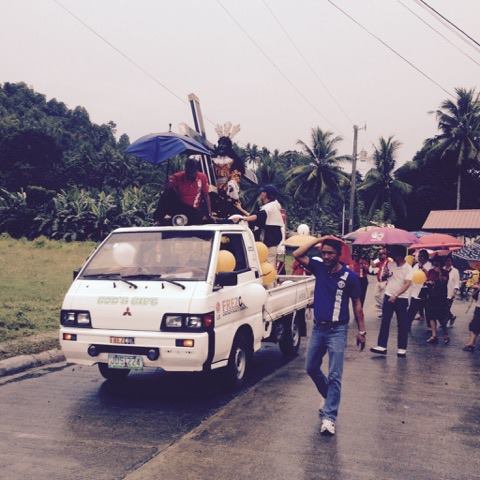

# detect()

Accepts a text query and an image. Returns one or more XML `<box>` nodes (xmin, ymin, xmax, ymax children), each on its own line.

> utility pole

<box><xmin>348</xmin><ymin>124</ymin><xmax>366</xmax><ymax>233</ymax></box>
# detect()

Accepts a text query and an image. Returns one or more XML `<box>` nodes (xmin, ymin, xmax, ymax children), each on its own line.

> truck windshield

<box><xmin>80</xmin><ymin>231</ymin><xmax>214</xmax><ymax>281</ymax></box>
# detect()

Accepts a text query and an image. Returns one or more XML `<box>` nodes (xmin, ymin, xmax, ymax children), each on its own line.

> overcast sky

<box><xmin>2</xmin><ymin>0</ymin><xmax>479</xmax><ymax>174</ymax></box>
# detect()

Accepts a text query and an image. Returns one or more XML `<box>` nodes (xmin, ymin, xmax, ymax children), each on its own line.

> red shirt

<box><xmin>170</xmin><ymin>172</ymin><xmax>209</xmax><ymax>208</ymax></box>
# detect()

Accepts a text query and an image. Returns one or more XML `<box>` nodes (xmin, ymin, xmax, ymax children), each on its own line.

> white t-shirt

<box><xmin>260</xmin><ymin>200</ymin><xmax>284</xmax><ymax>226</ymax></box>
<box><xmin>385</xmin><ymin>261</ymin><xmax>414</xmax><ymax>299</ymax></box>
<box><xmin>409</xmin><ymin>261</ymin><xmax>432</xmax><ymax>299</ymax></box>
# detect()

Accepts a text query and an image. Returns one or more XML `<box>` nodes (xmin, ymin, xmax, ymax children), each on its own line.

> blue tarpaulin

<box><xmin>126</xmin><ymin>132</ymin><xmax>212</xmax><ymax>165</ymax></box>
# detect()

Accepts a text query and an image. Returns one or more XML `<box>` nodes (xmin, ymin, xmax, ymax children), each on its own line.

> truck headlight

<box><xmin>162</xmin><ymin>313</ymin><xmax>214</xmax><ymax>332</ymax></box>
<box><xmin>164</xmin><ymin>315</ymin><xmax>183</xmax><ymax>328</ymax></box>
<box><xmin>186</xmin><ymin>316</ymin><xmax>202</xmax><ymax>329</ymax></box>
<box><xmin>60</xmin><ymin>310</ymin><xmax>92</xmax><ymax>328</ymax></box>
<box><xmin>76</xmin><ymin>312</ymin><xmax>91</xmax><ymax>326</ymax></box>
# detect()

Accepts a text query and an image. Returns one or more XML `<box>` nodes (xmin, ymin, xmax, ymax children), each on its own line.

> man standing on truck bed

<box><xmin>236</xmin><ymin>185</ymin><xmax>284</xmax><ymax>265</ymax></box>
<box><xmin>154</xmin><ymin>158</ymin><xmax>212</xmax><ymax>225</ymax></box>
<box><xmin>293</xmin><ymin>236</ymin><xmax>366</xmax><ymax>436</ymax></box>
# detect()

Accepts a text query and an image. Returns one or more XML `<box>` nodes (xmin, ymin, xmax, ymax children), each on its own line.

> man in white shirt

<box><xmin>370</xmin><ymin>245</ymin><xmax>413</xmax><ymax>358</ymax></box>
<box><xmin>443</xmin><ymin>255</ymin><xmax>460</xmax><ymax>326</ymax></box>
<box><xmin>407</xmin><ymin>249</ymin><xmax>432</xmax><ymax>332</ymax></box>
<box><xmin>238</xmin><ymin>185</ymin><xmax>285</xmax><ymax>265</ymax></box>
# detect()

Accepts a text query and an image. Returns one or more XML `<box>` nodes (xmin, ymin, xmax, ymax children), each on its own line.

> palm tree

<box><xmin>429</xmin><ymin>87</ymin><xmax>480</xmax><ymax>209</ymax></box>
<box><xmin>241</xmin><ymin>155</ymin><xmax>287</xmax><ymax>211</ymax></box>
<box><xmin>287</xmin><ymin>127</ymin><xmax>350</xmax><ymax>233</ymax></box>
<box><xmin>358</xmin><ymin>136</ymin><xmax>411</xmax><ymax>223</ymax></box>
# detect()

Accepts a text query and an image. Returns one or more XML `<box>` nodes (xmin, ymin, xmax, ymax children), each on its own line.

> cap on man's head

<box><xmin>259</xmin><ymin>184</ymin><xmax>278</xmax><ymax>200</ymax></box>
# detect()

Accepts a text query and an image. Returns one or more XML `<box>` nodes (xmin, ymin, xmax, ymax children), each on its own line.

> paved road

<box><xmin>0</xmin><ymin>342</ymin><xmax>290</xmax><ymax>480</ymax></box>
<box><xmin>2</xmin><ymin>284</ymin><xmax>480</xmax><ymax>480</ymax></box>
<box><xmin>127</xmin><ymin>296</ymin><xmax>480</xmax><ymax>480</ymax></box>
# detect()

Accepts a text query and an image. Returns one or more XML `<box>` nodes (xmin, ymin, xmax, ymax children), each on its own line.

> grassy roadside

<box><xmin>0</xmin><ymin>235</ymin><xmax>96</xmax><ymax>360</ymax></box>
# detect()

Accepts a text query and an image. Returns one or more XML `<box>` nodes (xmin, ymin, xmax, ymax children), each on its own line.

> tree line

<box><xmin>0</xmin><ymin>82</ymin><xmax>479</xmax><ymax>241</ymax></box>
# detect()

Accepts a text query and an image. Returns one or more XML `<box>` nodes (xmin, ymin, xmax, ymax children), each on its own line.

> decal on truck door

<box><xmin>222</xmin><ymin>296</ymin><xmax>247</xmax><ymax>316</ymax></box>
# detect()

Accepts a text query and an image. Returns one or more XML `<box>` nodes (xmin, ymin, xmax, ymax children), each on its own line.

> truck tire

<box><xmin>224</xmin><ymin>332</ymin><xmax>252</xmax><ymax>390</ymax></box>
<box><xmin>279</xmin><ymin>313</ymin><xmax>301</xmax><ymax>358</ymax></box>
<box><xmin>98</xmin><ymin>363</ymin><xmax>130</xmax><ymax>381</ymax></box>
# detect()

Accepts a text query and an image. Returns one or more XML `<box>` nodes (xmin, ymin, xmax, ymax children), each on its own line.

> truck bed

<box><xmin>264</xmin><ymin>275</ymin><xmax>315</xmax><ymax>322</ymax></box>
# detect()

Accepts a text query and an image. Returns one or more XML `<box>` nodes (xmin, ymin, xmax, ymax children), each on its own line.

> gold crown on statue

<box><xmin>215</xmin><ymin>122</ymin><xmax>241</xmax><ymax>139</ymax></box>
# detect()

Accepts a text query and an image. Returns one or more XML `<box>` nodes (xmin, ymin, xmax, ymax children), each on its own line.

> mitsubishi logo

<box><xmin>123</xmin><ymin>307</ymin><xmax>132</xmax><ymax>316</ymax></box>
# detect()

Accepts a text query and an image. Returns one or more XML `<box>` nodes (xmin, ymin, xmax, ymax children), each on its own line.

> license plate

<box><xmin>110</xmin><ymin>336</ymin><xmax>135</xmax><ymax>344</ymax></box>
<box><xmin>108</xmin><ymin>354</ymin><xmax>143</xmax><ymax>370</ymax></box>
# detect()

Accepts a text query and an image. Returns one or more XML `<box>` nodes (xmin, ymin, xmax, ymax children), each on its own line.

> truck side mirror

<box><xmin>215</xmin><ymin>271</ymin><xmax>238</xmax><ymax>287</ymax></box>
<box><xmin>73</xmin><ymin>268</ymin><xmax>80</xmax><ymax>281</ymax></box>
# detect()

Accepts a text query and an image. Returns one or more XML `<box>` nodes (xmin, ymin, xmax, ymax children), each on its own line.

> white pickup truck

<box><xmin>60</xmin><ymin>224</ymin><xmax>314</xmax><ymax>387</ymax></box>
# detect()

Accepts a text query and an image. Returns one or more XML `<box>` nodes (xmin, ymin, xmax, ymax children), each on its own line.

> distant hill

<box><xmin>0</xmin><ymin>81</ymin><xmax>162</xmax><ymax>192</ymax></box>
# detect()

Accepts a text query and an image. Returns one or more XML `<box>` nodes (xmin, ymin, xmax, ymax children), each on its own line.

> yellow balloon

<box><xmin>412</xmin><ymin>270</ymin><xmax>427</xmax><ymax>285</ymax></box>
<box><xmin>256</xmin><ymin>242</ymin><xmax>269</xmax><ymax>263</ymax></box>
<box><xmin>261</xmin><ymin>261</ymin><xmax>277</xmax><ymax>286</ymax></box>
<box><xmin>216</xmin><ymin>250</ymin><xmax>236</xmax><ymax>273</ymax></box>
<box><xmin>405</xmin><ymin>255</ymin><xmax>414</xmax><ymax>266</ymax></box>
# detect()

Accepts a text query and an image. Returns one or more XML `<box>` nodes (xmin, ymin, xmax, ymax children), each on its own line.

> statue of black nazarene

<box><xmin>211</xmin><ymin>122</ymin><xmax>247</xmax><ymax>218</ymax></box>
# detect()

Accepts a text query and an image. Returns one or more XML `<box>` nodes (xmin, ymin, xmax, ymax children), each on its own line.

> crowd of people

<box><xmin>354</xmin><ymin>246</ymin><xmax>479</xmax><ymax>354</ymax></box>
<box><xmin>292</xmin><ymin>236</ymin><xmax>479</xmax><ymax>436</ymax></box>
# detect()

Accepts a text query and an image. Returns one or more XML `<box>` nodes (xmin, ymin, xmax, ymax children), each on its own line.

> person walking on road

<box><xmin>371</xmin><ymin>248</ymin><xmax>389</xmax><ymax>319</ymax></box>
<box><xmin>370</xmin><ymin>245</ymin><xmax>413</xmax><ymax>358</ymax></box>
<box><xmin>463</xmin><ymin>282</ymin><xmax>480</xmax><ymax>352</ymax></box>
<box><xmin>293</xmin><ymin>236</ymin><xmax>366</xmax><ymax>436</ymax></box>
<box><xmin>349</xmin><ymin>254</ymin><xmax>369</xmax><ymax>306</ymax></box>
<box><xmin>425</xmin><ymin>256</ymin><xmax>450</xmax><ymax>345</ymax></box>
<box><xmin>443</xmin><ymin>255</ymin><xmax>460</xmax><ymax>327</ymax></box>
<box><xmin>407</xmin><ymin>249</ymin><xmax>431</xmax><ymax>332</ymax></box>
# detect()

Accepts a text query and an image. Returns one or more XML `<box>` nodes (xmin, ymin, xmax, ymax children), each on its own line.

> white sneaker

<box><xmin>370</xmin><ymin>346</ymin><xmax>387</xmax><ymax>355</ymax></box>
<box><xmin>320</xmin><ymin>418</ymin><xmax>335</xmax><ymax>435</ymax></box>
<box><xmin>397</xmin><ymin>349</ymin><xmax>407</xmax><ymax>358</ymax></box>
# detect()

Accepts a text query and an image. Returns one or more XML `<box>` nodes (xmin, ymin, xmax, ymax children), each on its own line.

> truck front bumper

<box><xmin>59</xmin><ymin>327</ymin><xmax>211</xmax><ymax>372</ymax></box>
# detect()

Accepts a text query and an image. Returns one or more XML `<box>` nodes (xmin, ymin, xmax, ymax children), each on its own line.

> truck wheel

<box><xmin>279</xmin><ymin>314</ymin><xmax>301</xmax><ymax>358</ymax></box>
<box><xmin>98</xmin><ymin>363</ymin><xmax>130</xmax><ymax>381</ymax></box>
<box><xmin>224</xmin><ymin>332</ymin><xmax>252</xmax><ymax>390</ymax></box>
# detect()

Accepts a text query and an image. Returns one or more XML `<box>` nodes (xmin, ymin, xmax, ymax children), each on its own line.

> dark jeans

<box><xmin>359</xmin><ymin>277</ymin><xmax>368</xmax><ymax>306</ymax></box>
<box><xmin>377</xmin><ymin>295</ymin><xmax>409</xmax><ymax>350</ymax></box>
<box><xmin>447</xmin><ymin>298</ymin><xmax>455</xmax><ymax>321</ymax></box>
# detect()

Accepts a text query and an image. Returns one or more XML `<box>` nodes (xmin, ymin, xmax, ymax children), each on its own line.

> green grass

<box><xmin>0</xmin><ymin>235</ymin><xmax>97</xmax><ymax>343</ymax></box>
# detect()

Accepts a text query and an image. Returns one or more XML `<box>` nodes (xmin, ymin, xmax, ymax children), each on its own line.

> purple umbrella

<box><xmin>353</xmin><ymin>227</ymin><xmax>417</xmax><ymax>246</ymax></box>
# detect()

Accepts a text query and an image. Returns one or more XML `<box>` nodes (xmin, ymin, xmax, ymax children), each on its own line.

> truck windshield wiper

<box><xmin>122</xmin><ymin>274</ymin><xmax>186</xmax><ymax>290</ymax></box>
<box><xmin>82</xmin><ymin>273</ymin><xmax>138</xmax><ymax>289</ymax></box>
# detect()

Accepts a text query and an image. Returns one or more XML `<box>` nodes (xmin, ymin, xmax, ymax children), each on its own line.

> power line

<box><xmin>52</xmin><ymin>0</ymin><xmax>217</xmax><ymax>126</ymax></box>
<box><xmin>415</xmin><ymin>0</ymin><xmax>480</xmax><ymax>53</ymax></box>
<box><xmin>396</xmin><ymin>0</ymin><xmax>480</xmax><ymax>69</ymax></box>
<box><xmin>261</xmin><ymin>0</ymin><xmax>354</xmax><ymax>125</ymax></box>
<box><xmin>413</xmin><ymin>0</ymin><xmax>480</xmax><ymax>56</ymax></box>
<box><xmin>215</xmin><ymin>0</ymin><xmax>343</xmax><ymax>133</ymax></box>
<box><xmin>326</xmin><ymin>0</ymin><xmax>454</xmax><ymax>98</ymax></box>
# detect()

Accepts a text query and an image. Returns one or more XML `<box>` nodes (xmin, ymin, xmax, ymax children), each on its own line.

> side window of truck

<box><xmin>220</xmin><ymin>234</ymin><xmax>249</xmax><ymax>272</ymax></box>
